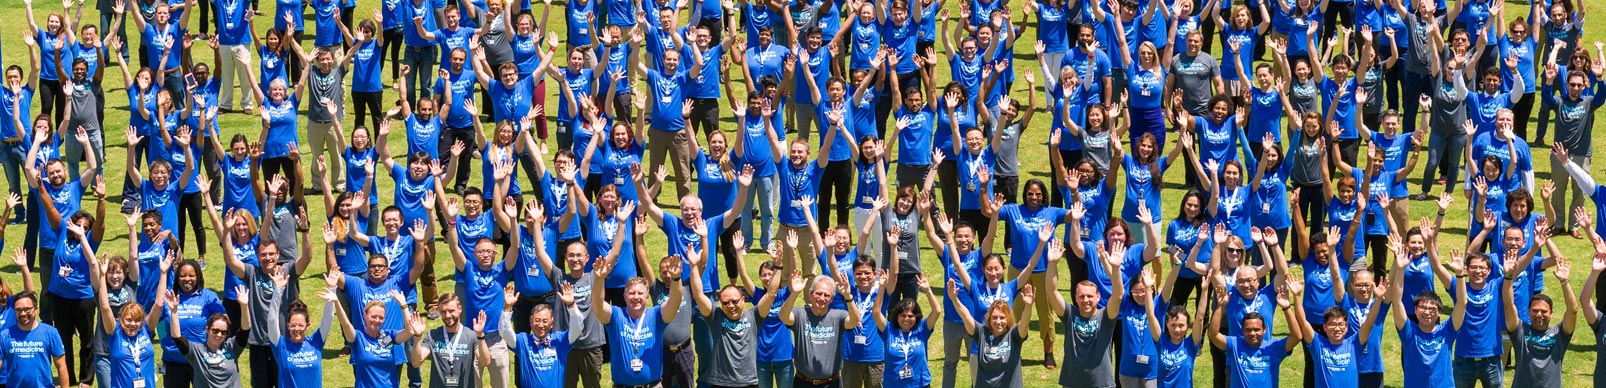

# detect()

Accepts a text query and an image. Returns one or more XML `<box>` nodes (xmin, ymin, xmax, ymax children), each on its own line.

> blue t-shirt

<box><xmin>693</xmin><ymin>151</ymin><xmax>738</xmax><ymax>214</ymax></box>
<box><xmin>220</xmin><ymin>156</ymin><xmax>260</xmax><ymax>218</ymax></box>
<box><xmin>659</xmin><ymin>212</ymin><xmax>726</xmax><ymax>292</ymax></box>
<box><xmin>458</xmin><ymin>262</ymin><xmax>510</xmax><ymax>334</ymax></box>
<box><xmin>0</xmin><ymin>324</ymin><xmax>66</xmax><ymax>388</ymax></box>
<box><xmin>895</xmin><ymin>106</ymin><xmax>937</xmax><ymax>166</ymax></box>
<box><xmin>1220</xmin><ymin>27</ymin><xmax>1258</xmax><ymax>82</ymax></box>
<box><xmin>48</xmin><ymin>230</ymin><xmax>94</xmax><ymax>300</ymax></box>
<box><xmin>1450</xmin><ymin>278</ymin><xmax>1502</xmax><ymax>358</ymax></box>
<box><xmin>275</xmin><ymin>331</ymin><xmax>326</xmax><ymax>388</ymax></box>
<box><xmin>776</xmin><ymin>161</ymin><xmax>823</xmax><ymax>227</ymax></box>
<box><xmin>1122</xmin><ymin>154</ymin><xmax>1168</xmax><ymax>224</ymax></box>
<box><xmin>366</xmin><ymin>236</ymin><xmax>418</xmax><ymax>303</ymax></box>
<box><xmin>1118</xmin><ymin>297</ymin><xmax>1161</xmax><ymax>379</ymax></box>
<box><xmin>1126</xmin><ymin>64</ymin><xmax>1167</xmax><ymax>109</ymax></box>
<box><xmin>957</xmin><ymin>147</ymin><xmax>996</xmax><ymax>211</ymax></box>
<box><xmin>433</xmin><ymin>69</ymin><xmax>479</xmax><ymax>129</ymax></box>
<box><xmin>1399</xmin><ymin>322</ymin><xmax>1456</xmax><ymax>388</ymax></box>
<box><xmin>1224</xmin><ymin>336</ymin><xmax>1290</xmax><ymax>388</ymax></box>
<box><xmin>607</xmin><ymin>307</ymin><xmax>669</xmax><ymax>385</ymax></box>
<box><xmin>1156</xmin><ymin>334</ymin><xmax>1199</xmax><ymax>388</ymax></box>
<box><xmin>843</xmin><ymin>287</ymin><xmax>885</xmax><ymax>362</ymax></box>
<box><xmin>1342</xmin><ymin>296</ymin><xmax>1390</xmax><ymax>374</ymax></box>
<box><xmin>1166</xmin><ymin>220</ymin><xmax>1213</xmax><ymax>277</ymax></box>
<box><xmin>1309</xmin><ymin>333</ymin><xmax>1359</xmax><ymax>387</ymax></box>
<box><xmin>753</xmin><ymin>287</ymin><xmax>794</xmax><ymax>363</ymax></box>
<box><xmin>262</xmin><ymin>96</ymin><xmax>300</xmax><ymax>158</ymax></box>
<box><xmin>515</xmin><ymin>330</ymin><xmax>571</xmax><ymax>388</ymax></box>
<box><xmin>583</xmin><ymin>206</ymin><xmax>637</xmax><ymax>288</ymax></box>
<box><xmin>388</xmin><ymin>164</ymin><xmax>435</xmax><ymax>235</ymax></box>
<box><xmin>107</xmin><ymin>326</ymin><xmax>157</xmax><ymax>388</ymax></box>
<box><xmin>159</xmin><ymin>289</ymin><xmax>226</xmax><ymax>363</ymax></box>
<box><xmin>1225</xmin><ymin>285</ymin><xmax>1277</xmax><ymax>336</ymax></box>
<box><xmin>882</xmin><ymin>322</ymin><xmax>933</xmax><ymax>388</ymax></box>
<box><xmin>349</xmin><ymin>328</ymin><xmax>403</xmax><ymax>388</ymax></box>
<box><xmin>997</xmin><ymin>204</ymin><xmax>1068</xmax><ymax>272</ymax></box>
<box><xmin>1247</xmin><ymin>87</ymin><xmax>1284</xmax><ymax>142</ymax></box>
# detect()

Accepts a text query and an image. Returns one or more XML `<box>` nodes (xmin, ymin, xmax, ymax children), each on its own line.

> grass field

<box><xmin>0</xmin><ymin>0</ymin><xmax>1601</xmax><ymax>387</ymax></box>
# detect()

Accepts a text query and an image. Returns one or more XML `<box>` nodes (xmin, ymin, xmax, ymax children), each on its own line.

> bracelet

<box><xmin>1437</xmin><ymin>210</ymin><xmax>1447</xmax><ymax>216</ymax></box>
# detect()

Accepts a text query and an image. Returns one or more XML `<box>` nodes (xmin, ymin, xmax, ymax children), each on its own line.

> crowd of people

<box><xmin>0</xmin><ymin>0</ymin><xmax>1603</xmax><ymax>386</ymax></box>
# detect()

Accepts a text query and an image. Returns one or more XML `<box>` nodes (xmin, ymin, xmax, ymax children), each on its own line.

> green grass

<box><xmin>0</xmin><ymin>0</ymin><xmax>1601</xmax><ymax>387</ymax></box>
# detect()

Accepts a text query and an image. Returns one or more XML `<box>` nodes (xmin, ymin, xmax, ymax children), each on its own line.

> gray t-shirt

<box><xmin>1402</xmin><ymin>13</ymin><xmax>1445</xmax><ymax>75</ymax></box>
<box><xmin>974</xmin><ymin>326</ymin><xmax>1026</xmax><ymax>388</ymax></box>
<box><xmin>66</xmin><ymin>82</ymin><xmax>100</xmax><ymax>133</ymax></box>
<box><xmin>1359</xmin><ymin>66</ymin><xmax>1388</xmax><ymax>115</ymax></box>
<box><xmin>1428</xmin><ymin>73</ymin><xmax>1469</xmax><ymax>134</ymax></box>
<box><xmin>242</xmin><ymin>264</ymin><xmax>301</xmax><ymax>345</ymax></box>
<box><xmin>265</xmin><ymin>204</ymin><xmax>302</xmax><ymax>263</ymax></box>
<box><xmin>994</xmin><ymin>122</ymin><xmax>1024</xmax><ymax>177</ymax></box>
<box><xmin>705</xmin><ymin>308</ymin><xmax>760</xmax><ymax>387</ymax></box>
<box><xmin>1512</xmin><ymin>323</ymin><xmax>1570</xmax><ymax>388</ymax></box>
<box><xmin>1170</xmin><ymin>53</ymin><xmax>1220</xmax><ymax>115</ymax></box>
<box><xmin>790</xmin><ymin>308</ymin><xmax>849</xmax><ymax>379</ymax></box>
<box><xmin>425</xmin><ymin>326</ymin><xmax>481</xmax><ymax>388</ymax></box>
<box><xmin>1551</xmin><ymin>88</ymin><xmax>1600</xmax><ymax>157</ymax></box>
<box><xmin>1289</xmin><ymin>77</ymin><xmax>1321</xmax><ymax>114</ymax></box>
<box><xmin>476</xmin><ymin>11</ymin><xmax>515</xmax><ymax>66</ymax></box>
<box><xmin>884</xmin><ymin>209</ymin><xmax>922</xmax><ymax>275</ymax></box>
<box><xmin>307</xmin><ymin>65</ymin><xmax>347</xmax><ymax>123</ymax></box>
<box><xmin>1081</xmin><ymin>129</ymin><xmax>1114</xmax><ymax>174</ymax></box>
<box><xmin>175</xmin><ymin>334</ymin><xmax>248</xmax><ymax>388</ymax></box>
<box><xmin>1058</xmin><ymin>309</ymin><xmax>1116</xmax><ymax>388</ymax></box>
<box><xmin>562</xmin><ymin>273</ymin><xmax>607</xmax><ymax>349</ymax></box>
<box><xmin>93</xmin><ymin>282</ymin><xmax>136</xmax><ymax>356</ymax></box>
<box><xmin>654</xmin><ymin>281</ymin><xmax>696</xmax><ymax>344</ymax></box>
<box><xmin>1288</xmin><ymin>136</ymin><xmax>1328</xmax><ymax>186</ymax></box>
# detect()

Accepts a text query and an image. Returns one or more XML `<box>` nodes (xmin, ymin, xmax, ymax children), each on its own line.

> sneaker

<box><xmin>1410</xmin><ymin>193</ymin><xmax>1430</xmax><ymax>201</ymax></box>
<box><xmin>120</xmin><ymin>198</ymin><xmax>136</xmax><ymax>214</ymax></box>
<box><xmin>426</xmin><ymin>307</ymin><xmax>441</xmax><ymax>320</ymax></box>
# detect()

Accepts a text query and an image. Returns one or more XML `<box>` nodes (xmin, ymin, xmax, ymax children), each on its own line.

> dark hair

<box><xmin>1178</xmin><ymin>189</ymin><xmax>1209</xmax><ymax>223</ymax></box>
<box><xmin>176</xmin><ymin>259</ymin><xmax>207</xmax><ymax>293</ymax></box>
<box><xmin>13</xmin><ymin>291</ymin><xmax>37</xmax><ymax>307</ymax></box>
<box><xmin>462</xmin><ymin>186</ymin><xmax>484</xmax><ymax>199</ymax></box>
<box><xmin>1531</xmin><ymin>293</ymin><xmax>1554</xmax><ymax>310</ymax></box>
<box><xmin>890</xmin><ymin>297</ymin><xmax>924</xmax><ymax>324</ymax></box>
<box><xmin>288</xmin><ymin>300</ymin><xmax>310</xmax><ymax>322</ymax></box>
<box><xmin>1505</xmin><ymin>189</ymin><xmax>1533</xmax><ymax>215</ymax></box>
<box><xmin>1240</xmin><ymin>312</ymin><xmax>1265</xmax><ymax>327</ymax></box>
<box><xmin>1322</xmin><ymin>306</ymin><xmax>1350</xmax><ymax>324</ymax></box>
<box><xmin>1414</xmin><ymin>290</ymin><xmax>1443</xmax><ymax>310</ymax></box>
<box><xmin>1166</xmin><ymin>305</ymin><xmax>1190</xmax><ymax>323</ymax></box>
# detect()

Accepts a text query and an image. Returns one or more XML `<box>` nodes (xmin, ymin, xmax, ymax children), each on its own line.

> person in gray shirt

<box><xmin>781</xmin><ymin>273</ymin><xmax>864</xmax><ymax>387</ymax></box>
<box><xmin>988</xmin><ymin>86</ymin><xmax>1037</xmax><ymax>219</ymax></box>
<box><xmin>407</xmin><ymin>294</ymin><xmax>492</xmax><ymax>388</ymax></box>
<box><xmin>1166</xmin><ymin>32</ymin><xmax>1224</xmax><ymax>116</ymax></box>
<box><xmin>1418</xmin><ymin>52</ymin><xmax>1470</xmax><ymax>197</ymax></box>
<box><xmin>557</xmin><ymin>237</ymin><xmax>611</xmax><ymax>388</ymax></box>
<box><xmin>1506</xmin><ymin>259</ymin><xmax>1579</xmax><ymax>388</ymax></box>
<box><xmin>167</xmin><ymin>284</ymin><xmax>251</xmax><ymax>388</ymax></box>
<box><xmin>1047</xmin><ymin>238</ymin><xmax>1125</xmax><ymax>388</ymax></box>
<box><xmin>215</xmin><ymin>194</ymin><xmax>312</xmax><ymax>388</ymax></box>
<box><xmin>949</xmin><ymin>274</ymin><xmax>1036</xmax><ymax>388</ymax></box>
<box><xmin>688</xmin><ymin>243</ymin><xmax>782</xmax><ymax>388</ymax></box>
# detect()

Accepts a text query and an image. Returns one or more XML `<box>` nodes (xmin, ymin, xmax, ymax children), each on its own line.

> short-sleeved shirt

<box><xmin>974</xmin><ymin>326</ymin><xmax>1026</xmax><ymax>388</ymax></box>
<box><xmin>1400</xmin><ymin>322</ymin><xmax>1456</xmax><ymax>388</ymax></box>
<box><xmin>1171</xmin><ymin>54</ymin><xmax>1220</xmax><ymax>114</ymax></box>
<box><xmin>176</xmin><ymin>334</ymin><xmax>248</xmax><ymax>388</ymax></box>
<box><xmin>790</xmin><ymin>308</ymin><xmax>849</xmax><ymax>380</ymax></box>
<box><xmin>607</xmin><ymin>307</ymin><xmax>669</xmax><ymax>385</ymax></box>
<box><xmin>424</xmin><ymin>327</ymin><xmax>481</xmax><ymax>388</ymax></box>
<box><xmin>705</xmin><ymin>309</ymin><xmax>760</xmax><ymax>387</ymax></box>
<box><xmin>1224</xmin><ymin>336</ymin><xmax>1290</xmax><ymax>388</ymax></box>
<box><xmin>1512</xmin><ymin>324</ymin><xmax>1570</xmax><ymax>388</ymax></box>
<box><xmin>274</xmin><ymin>331</ymin><xmax>326</xmax><ymax>388</ymax></box>
<box><xmin>1058</xmin><ymin>309</ymin><xmax>1116</xmax><ymax>388</ymax></box>
<box><xmin>1</xmin><ymin>324</ymin><xmax>66</xmax><ymax>388</ymax></box>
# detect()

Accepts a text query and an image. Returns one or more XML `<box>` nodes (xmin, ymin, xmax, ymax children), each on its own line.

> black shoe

<box><xmin>120</xmin><ymin>199</ymin><xmax>136</xmax><ymax>214</ymax></box>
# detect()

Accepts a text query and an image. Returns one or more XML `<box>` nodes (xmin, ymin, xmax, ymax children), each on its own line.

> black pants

<box><xmin>1197</xmin><ymin>8</ymin><xmax>1217</xmax><ymax>53</ymax></box>
<box><xmin>1358</xmin><ymin>372</ymin><xmax>1384</xmax><ymax>388</ymax></box>
<box><xmin>196</xmin><ymin>0</ymin><xmax>211</xmax><ymax>34</ymax></box>
<box><xmin>1211</xmin><ymin>335</ymin><xmax>1229</xmax><ymax>388</ymax></box>
<box><xmin>203</xmin><ymin>138</ymin><xmax>223</xmax><ymax>204</ymax></box>
<box><xmin>224</xmin><ymin>299</ymin><xmax>244</xmax><ymax>332</ymax></box>
<box><xmin>793</xmin><ymin>376</ymin><xmax>841</xmax><ymax>388</ymax></box>
<box><xmin>818</xmin><ymin>160</ymin><xmax>853</xmax><ymax>227</ymax></box>
<box><xmin>959</xmin><ymin>209</ymin><xmax>990</xmax><ymax>241</ymax></box>
<box><xmin>178</xmin><ymin>192</ymin><xmax>208</xmax><ymax>256</ymax></box>
<box><xmin>1169</xmin><ymin>275</ymin><xmax>1203</xmax><ymax>308</ymax></box>
<box><xmin>1294</xmin><ymin>182</ymin><xmax>1327</xmax><ymax>255</ymax></box>
<box><xmin>441</xmin><ymin>126</ymin><xmax>477</xmax><ymax>191</ymax></box>
<box><xmin>163</xmin><ymin>361</ymin><xmax>194</xmax><ymax>388</ymax></box>
<box><xmin>936</xmin><ymin>160</ymin><xmax>960</xmax><ymax>219</ymax></box>
<box><xmin>1367</xmin><ymin>234</ymin><xmax>1391</xmax><ymax>276</ymax></box>
<box><xmin>662</xmin><ymin>340</ymin><xmax>695</xmax><ymax>388</ymax></box>
<box><xmin>45</xmin><ymin>293</ymin><xmax>95</xmax><ymax>385</ymax></box>
<box><xmin>39</xmin><ymin>79</ymin><xmax>66</xmax><ymax>123</ymax></box>
<box><xmin>353</xmin><ymin>91</ymin><xmax>385</xmax><ymax>132</ymax></box>
<box><xmin>719</xmin><ymin>216</ymin><xmax>742</xmax><ymax>279</ymax></box>
<box><xmin>887</xmin><ymin>272</ymin><xmax>921</xmax><ymax>308</ymax></box>
<box><xmin>1512</xmin><ymin>92</ymin><xmax>1536</xmax><ymax>140</ymax></box>
<box><xmin>341</xmin><ymin>6</ymin><xmax>357</xmax><ymax>50</ymax></box>
<box><xmin>1336</xmin><ymin>138</ymin><xmax>1360</xmax><ymax>175</ymax></box>
<box><xmin>690</xmin><ymin>98</ymin><xmax>719</xmax><ymax>138</ymax></box>
<box><xmin>260</xmin><ymin>157</ymin><xmax>299</xmax><ymax>189</ymax></box>
<box><xmin>1066</xmin><ymin>245</ymin><xmax>1090</xmax><ymax>286</ymax></box>
<box><xmin>1321</xmin><ymin>2</ymin><xmax>1354</xmax><ymax>47</ymax></box>
<box><xmin>384</xmin><ymin>29</ymin><xmax>405</xmax><ymax>81</ymax></box>
<box><xmin>249</xmin><ymin>344</ymin><xmax>280</xmax><ymax>388</ymax></box>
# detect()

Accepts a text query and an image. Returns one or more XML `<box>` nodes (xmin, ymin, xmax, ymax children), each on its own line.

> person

<box><xmin>208</xmin><ymin>174</ymin><xmax>313</xmax><ymax>388</ymax></box>
<box><xmin>439</xmin><ymin>169</ymin><xmax>521</xmax><ymax>388</ymax></box>
<box><xmin>1505</xmin><ymin>252</ymin><xmax>1578</xmax><ymax>388</ymax></box>
<box><xmin>301</xmin><ymin>45</ymin><xmax>359</xmax><ymax>196</ymax></box>
<box><xmin>780</xmin><ymin>270</ymin><xmax>863</xmax><ymax>388</ymax></box>
<box><xmin>88</xmin><ymin>244</ymin><xmax>155</xmax><ymax>388</ymax></box>
<box><xmin>1207</xmin><ymin>274</ymin><xmax>1305</xmax><ymax>388</ymax></box>
<box><xmin>163</xmin><ymin>282</ymin><xmax>251</xmax><ymax>388</ymax></box>
<box><xmin>329</xmin><ymin>285</ymin><xmax>420</xmax><ymax>388</ymax></box>
<box><xmin>688</xmin><ymin>227</ymin><xmax>777</xmax><ymax>388</ymax></box>
<box><xmin>234</xmin><ymin>45</ymin><xmax>309</xmax><ymax>190</ymax></box>
<box><xmin>373</xmin><ymin>117</ymin><xmax>464</xmax><ymax>317</ymax></box>
<box><xmin>592</xmin><ymin>239</ymin><xmax>684</xmax><ymax>388</ymax></box>
<box><xmin>269</xmin><ymin>285</ymin><xmax>338</xmax><ymax>388</ymax></box>
<box><xmin>1044</xmin><ymin>220</ymin><xmax>1125</xmax><ymax>388</ymax></box>
<box><xmin>1296</xmin><ymin>241</ymin><xmax>1389</xmax><ymax>388</ymax></box>
<box><xmin>1389</xmin><ymin>245</ymin><xmax>1463</xmax><ymax>388</ymax></box>
<box><xmin>24</xmin><ymin>124</ymin><xmax>99</xmax><ymax>291</ymax></box>
<box><xmin>1580</xmin><ymin>227</ymin><xmax>1606</xmax><ymax>387</ymax></box>
<box><xmin>406</xmin><ymin>294</ymin><xmax>493</xmax><ymax>388</ymax></box>
<box><xmin>1146</xmin><ymin>244</ymin><xmax>1211</xmax><ymax>388</ymax></box>
<box><xmin>504</xmin><ymin>281</ymin><xmax>587</xmax><ymax>388</ymax></box>
<box><xmin>1546</xmin><ymin>64</ymin><xmax>1606</xmax><ymax>236</ymax></box>
<box><xmin>33</xmin><ymin>143</ymin><xmax>107</xmax><ymax>388</ymax></box>
<box><xmin>0</xmin><ymin>289</ymin><xmax>69</xmax><ymax>388</ymax></box>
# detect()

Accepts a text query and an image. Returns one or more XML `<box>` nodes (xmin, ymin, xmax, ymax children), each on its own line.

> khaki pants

<box><xmin>839</xmin><ymin>361</ymin><xmax>883</xmax><ymax>388</ymax></box>
<box><xmin>1553</xmin><ymin>155</ymin><xmax>1591</xmax><ymax>228</ymax></box>
<box><xmin>565</xmin><ymin>346</ymin><xmax>604</xmax><ymax>388</ymax></box>
<box><xmin>307</xmin><ymin>120</ymin><xmax>345</xmax><ymax>191</ymax></box>
<box><xmin>782</xmin><ymin>224</ymin><xmax>820</xmax><ymax>274</ymax></box>
<box><xmin>481</xmin><ymin>335</ymin><xmax>511</xmax><ymax>388</ymax></box>
<box><xmin>647</xmin><ymin>128</ymin><xmax>695</xmax><ymax>200</ymax></box>
<box><xmin>1024</xmin><ymin>271</ymin><xmax>1057</xmax><ymax>352</ymax></box>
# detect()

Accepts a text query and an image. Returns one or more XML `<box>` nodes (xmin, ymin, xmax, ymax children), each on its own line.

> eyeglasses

<box><xmin>1226</xmin><ymin>247</ymin><xmax>1246</xmax><ymax>254</ymax></box>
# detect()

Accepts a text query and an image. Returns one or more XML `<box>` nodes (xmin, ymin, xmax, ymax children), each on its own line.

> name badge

<box><xmin>134</xmin><ymin>378</ymin><xmax>147</xmax><ymax>388</ymax></box>
<box><xmin>614</xmin><ymin>177</ymin><xmax>625</xmax><ymax>186</ymax></box>
<box><xmin>661</xmin><ymin>95</ymin><xmax>673</xmax><ymax>104</ymax></box>
<box><xmin>1136</xmin><ymin>354</ymin><xmax>1150</xmax><ymax>364</ymax></box>
<box><xmin>899</xmin><ymin>365</ymin><xmax>913</xmax><ymax>379</ymax></box>
<box><xmin>227</xmin><ymin>22</ymin><xmax>236</xmax><ymax>29</ymax></box>
<box><xmin>1262</xmin><ymin>202</ymin><xmax>1270</xmax><ymax>213</ymax></box>
<box><xmin>630</xmin><ymin>359</ymin><xmax>645</xmax><ymax>372</ymax></box>
<box><xmin>855</xmin><ymin>335</ymin><xmax>868</xmax><ymax>345</ymax></box>
<box><xmin>443</xmin><ymin>374</ymin><xmax>460</xmax><ymax>387</ymax></box>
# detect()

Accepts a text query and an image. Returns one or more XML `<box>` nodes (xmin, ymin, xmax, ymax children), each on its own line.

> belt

<box><xmin>616</xmin><ymin>381</ymin><xmax>660</xmax><ymax>388</ymax></box>
<box><xmin>666</xmin><ymin>339</ymin><xmax>691</xmax><ymax>352</ymax></box>
<box><xmin>1456</xmin><ymin>356</ymin><xmax>1496</xmax><ymax>363</ymax></box>
<box><xmin>795</xmin><ymin>373</ymin><xmax>839</xmax><ymax>385</ymax></box>
<box><xmin>408</xmin><ymin>45</ymin><xmax>433</xmax><ymax>51</ymax></box>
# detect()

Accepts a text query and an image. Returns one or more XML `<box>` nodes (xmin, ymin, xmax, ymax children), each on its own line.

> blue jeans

<box><xmin>64</xmin><ymin>127</ymin><xmax>105</xmax><ymax>178</ymax></box>
<box><xmin>99</xmin><ymin>10</ymin><xmax>129</xmax><ymax>62</ymax></box>
<box><xmin>693</xmin><ymin>297</ymin><xmax>715</xmax><ymax>388</ymax></box>
<box><xmin>122</xmin><ymin>140</ymin><xmax>150</xmax><ymax>201</ymax></box>
<box><xmin>1452</xmin><ymin>356</ymin><xmax>1502</xmax><ymax>388</ymax></box>
<box><xmin>400</xmin><ymin>46</ymin><xmax>438</xmax><ymax>104</ymax></box>
<box><xmin>742</xmin><ymin>174</ymin><xmax>777</xmax><ymax>249</ymax></box>
<box><xmin>758</xmin><ymin>360</ymin><xmax>795</xmax><ymax>388</ymax></box>
<box><xmin>1421</xmin><ymin>130</ymin><xmax>1467</xmax><ymax>194</ymax></box>
<box><xmin>0</xmin><ymin>143</ymin><xmax>24</xmax><ymax>216</ymax></box>
<box><xmin>95</xmin><ymin>355</ymin><xmax>111</xmax><ymax>388</ymax></box>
